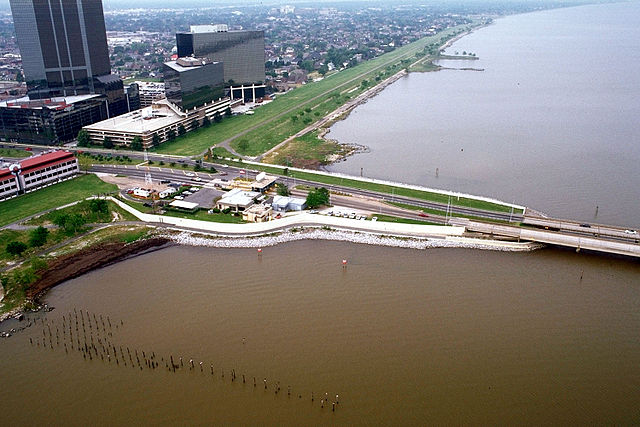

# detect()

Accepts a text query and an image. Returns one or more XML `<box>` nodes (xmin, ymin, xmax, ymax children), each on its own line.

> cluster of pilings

<box><xmin>30</xmin><ymin>308</ymin><xmax>341</xmax><ymax>412</ymax></box>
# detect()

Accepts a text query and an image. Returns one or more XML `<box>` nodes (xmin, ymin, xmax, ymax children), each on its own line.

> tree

<box><xmin>6</xmin><ymin>241</ymin><xmax>27</xmax><ymax>257</ymax></box>
<box><xmin>131</xmin><ymin>136</ymin><xmax>143</xmax><ymax>151</ymax></box>
<box><xmin>224</xmin><ymin>107</ymin><xmax>232</xmax><ymax>117</ymax></box>
<box><xmin>202</xmin><ymin>115</ymin><xmax>211</xmax><ymax>127</ymax></box>
<box><xmin>53</xmin><ymin>213</ymin><xmax>86</xmax><ymax>234</ymax></box>
<box><xmin>152</xmin><ymin>133</ymin><xmax>161</xmax><ymax>147</ymax></box>
<box><xmin>178</xmin><ymin>124</ymin><xmax>186</xmax><ymax>136</ymax></box>
<box><xmin>29</xmin><ymin>226</ymin><xmax>49</xmax><ymax>248</ymax></box>
<box><xmin>77</xmin><ymin>129</ymin><xmax>90</xmax><ymax>147</ymax></box>
<box><xmin>305</xmin><ymin>187</ymin><xmax>330</xmax><ymax>208</ymax></box>
<box><xmin>167</xmin><ymin>129</ymin><xmax>176</xmax><ymax>141</ymax></box>
<box><xmin>103</xmin><ymin>136</ymin><xmax>114</xmax><ymax>149</ymax></box>
<box><xmin>89</xmin><ymin>199</ymin><xmax>109</xmax><ymax>214</ymax></box>
<box><xmin>213</xmin><ymin>111</ymin><xmax>222</xmax><ymax>123</ymax></box>
<box><xmin>276</xmin><ymin>183</ymin><xmax>290</xmax><ymax>196</ymax></box>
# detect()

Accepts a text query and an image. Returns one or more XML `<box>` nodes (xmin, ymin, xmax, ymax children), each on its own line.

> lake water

<box><xmin>1</xmin><ymin>242</ymin><xmax>639</xmax><ymax>425</ymax></box>
<box><xmin>2</xmin><ymin>4</ymin><xmax>640</xmax><ymax>425</ymax></box>
<box><xmin>328</xmin><ymin>2</ymin><xmax>640</xmax><ymax>228</ymax></box>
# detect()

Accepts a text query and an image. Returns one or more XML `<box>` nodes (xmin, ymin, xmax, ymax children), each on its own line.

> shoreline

<box><xmin>0</xmin><ymin>237</ymin><xmax>171</xmax><ymax>323</ymax></box>
<box><xmin>163</xmin><ymin>227</ymin><xmax>542</xmax><ymax>252</ymax></box>
<box><xmin>1</xmin><ymin>224</ymin><xmax>542</xmax><ymax>323</ymax></box>
<box><xmin>316</xmin><ymin>22</ymin><xmax>490</xmax><ymax>167</ymax></box>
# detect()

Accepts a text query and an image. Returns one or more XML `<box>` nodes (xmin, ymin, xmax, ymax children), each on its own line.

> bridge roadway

<box><xmin>451</xmin><ymin>218</ymin><xmax>640</xmax><ymax>258</ymax></box>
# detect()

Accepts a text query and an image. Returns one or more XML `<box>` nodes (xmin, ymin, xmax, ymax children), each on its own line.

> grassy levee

<box><xmin>387</xmin><ymin>201</ymin><xmax>516</xmax><ymax>224</ymax></box>
<box><xmin>0</xmin><ymin>174</ymin><xmax>117</xmax><ymax>227</ymax></box>
<box><xmin>152</xmin><ymin>25</ymin><xmax>470</xmax><ymax>157</ymax></box>
<box><xmin>208</xmin><ymin>160</ymin><xmax>521</xmax><ymax>214</ymax></box>
<box><xmin>374</xmin><ymin>214</ymin><xmax>439</xmax><ymax>226</ymax></box>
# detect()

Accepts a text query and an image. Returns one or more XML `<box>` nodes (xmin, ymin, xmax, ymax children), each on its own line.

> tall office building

<box><xmin>164</xmin><ymin>57</ymin><xmax>224</xmax><ymax>111</ymax></box>
<box><xmin>9</xmin><ymin>0</ymin><xmax>123</xmax><ymax>106</ymax></box>
<box><xmin>4</xmin><ymin>0</ymin><xmax>130</xmax><ymax>144</ymax></box>
<box><xmin>176</xmin><ymin>25</ymin><xmax>265</xmax><ymax>86</ymax></box>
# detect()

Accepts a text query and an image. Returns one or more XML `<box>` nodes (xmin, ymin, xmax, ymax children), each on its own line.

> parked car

<box><xmin>194</xmin><ymin>177</ymin><xmax>202</xmax><ymax>182</ymax></box>
<box><xmin>372</xmin><ymin>217</ymin><xmax>378</xmax><ymax>222</ymax></box>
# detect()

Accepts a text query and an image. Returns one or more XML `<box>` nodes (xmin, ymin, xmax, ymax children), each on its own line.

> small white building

<box><xmin>216</xmin><ymin>188</ymin><xmax>260</xmax><ymax>212</ymax></box>
<box><xmin>133</xmin><ymin>188</ymin><xmax>151</xmax><ymax>198</ymax></box>
<box><xmin>242</xmin><ymin>204</ymin><xmax>273</xmax><ymax>223</ymax></box>
<box><xmin>159</xmin><ymin>187</ymin><xmax>177</xmax><ymax>198</ymax></box>
<box><xmin>272</xmin><ymin>195</ymin><xmax>307</xmax><ymax>212</ymax></box>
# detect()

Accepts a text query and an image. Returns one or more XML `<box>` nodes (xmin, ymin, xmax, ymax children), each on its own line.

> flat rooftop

<box><xmin>84</xmin><ymin>100</ymin><xmax>185</xmax><ymax>134</ymax></box>
<box><xmin>219</xmin><ymin>188</ymin><xmax>260</xmax><ymax>207</ymax></box>
<box><xmin>164</xmin><ymin>58</ymin><xmax>219</xmax><ymax>73</ymax></box>
<box><xmin>0</xmin><ymin>94</ymin><xmax>101</xmax><ymax>109</ymax></box>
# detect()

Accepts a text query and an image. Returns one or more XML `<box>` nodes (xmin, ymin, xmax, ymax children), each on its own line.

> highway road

<box><xmin>3</xmin><ymin>141</ymin><xmax>525</xmax><ymax>223</ymax></box>
<box><xmin>89</xmin><ymin>163</ymin><xmax>519</xmax><ymax>223</ymax></box>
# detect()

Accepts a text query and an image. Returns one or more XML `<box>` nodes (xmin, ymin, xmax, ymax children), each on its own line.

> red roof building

<box><xmin>0</xmin><ymin>150</ymin><xmax>79</xmax><ymax>201</ymax></box>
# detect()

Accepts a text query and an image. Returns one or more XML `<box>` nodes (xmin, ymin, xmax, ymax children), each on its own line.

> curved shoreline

<box><xmin>315</xmin><ymin>22</ymin><xmax>490</xmax><ymax>166</ymax></box>
<box><xmin>162</xmin><ymin>227</ymin><xmax>541</xmax><ymax>252</ymax></box>
<box><xmin>1</xmin><ymin>224</ymin><xmax>542</xmax><ymax>323</ymax></box>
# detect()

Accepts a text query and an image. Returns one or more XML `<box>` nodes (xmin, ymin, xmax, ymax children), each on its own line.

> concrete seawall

<box><xmin>107</xmin><ymin>197</ymin><xmax>540</xmax><ymax>252</ymax></box>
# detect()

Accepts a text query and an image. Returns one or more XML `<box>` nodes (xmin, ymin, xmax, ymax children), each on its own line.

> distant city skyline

<box><xmin>0</xmin><ymin>0</ymin><xmax>604</xmax><ymax>12</ymax></box>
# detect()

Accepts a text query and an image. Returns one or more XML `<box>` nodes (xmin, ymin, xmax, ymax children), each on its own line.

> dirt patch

<box><xmin>26</xmin><ymin>237</ymin><xmax>171</xmax><ymax>300</ymax></box>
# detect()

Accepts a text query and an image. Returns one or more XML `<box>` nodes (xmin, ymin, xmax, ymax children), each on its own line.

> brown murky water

<box><xmin>1</xmin><ymin>241</ymin><xmax>639</xmax><ymax>425</ymax></box>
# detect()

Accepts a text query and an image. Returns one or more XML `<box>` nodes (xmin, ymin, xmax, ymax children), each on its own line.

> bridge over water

<box><xmin>451</xmin><ymin>216</ymin><xmax>640</xmax><ymax>259</ymax></box>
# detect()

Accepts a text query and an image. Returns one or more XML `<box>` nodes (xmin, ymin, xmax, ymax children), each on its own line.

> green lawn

<box><xmin>152</xmin><ymin>25</ymin><xmax>474</xmax><ymax>157</ymax></box>
<box><xmin>0</xmin><ymin>148</ymin><xmax>32</xmax><ymax>159</ymax></box>
<box><xmin>164</xmin><ymin>210</ymin><xmax>245</xmax><ymax>224</ymax></box>
<box><xmin>0</xmin><ymin>174</ymin><xmax>117</xmax><ymax>227</ymax></box>
<box><xmin>25</xmin><ymin>199</ymin><xmax>138</xmax><ymax>225</ymax></box>
<box><xmin>117</xmin><ymin>196</ymin><xmax>245</xmax><ymax>224</ymax></box>
<box><xmin>373</xmin><ymin>214</ymin><xmax>439</xmax><ymax>225</ymax></box>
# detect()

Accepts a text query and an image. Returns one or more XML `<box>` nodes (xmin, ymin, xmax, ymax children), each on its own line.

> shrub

<box><xmin>29</xmin><ymin>226</ymin><xmax>49</xmax><ymax>247</ymax></box>
<box><xmin>6</xmin><ymin>241</ymin><xmax>27</xmax><ymax>257</ymax></box>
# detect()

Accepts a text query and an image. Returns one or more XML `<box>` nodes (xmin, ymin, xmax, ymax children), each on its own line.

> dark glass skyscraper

<box><xmin>176</xmin><ymin>26</ymin><xmax>265</xmax><ymax>85</ymax></box>
<box><xmin>10</xmin><ymin>0</ymin><xmax>113</xmax><ymax>99</ymax></box>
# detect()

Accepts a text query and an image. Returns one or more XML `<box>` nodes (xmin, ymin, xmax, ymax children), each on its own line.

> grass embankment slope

<box><xmin>153</xmin><ymin>25</ymin><xmax>474</xmax><ymax>158</ymax></box>
<box><xmin>0</xmin><ymin>174</ymin><xmax>117</xmax><ymax>227</ymax></box>
<box><xmin>210</xmin><ymin>160</ymin><xmax>519</xmax><ymax>214</ymax></box>
<box><xmin>262</xmin><ymin>131</ymin><xmax>347</xmax><ymax>168</ymax></box>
